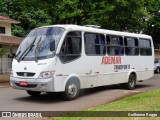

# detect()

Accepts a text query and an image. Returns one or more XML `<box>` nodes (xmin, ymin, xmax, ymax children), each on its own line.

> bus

<box><xmin>10</xmin><ymin>25</ymin><xmax>154</xmax><ymax>100</ymax></box>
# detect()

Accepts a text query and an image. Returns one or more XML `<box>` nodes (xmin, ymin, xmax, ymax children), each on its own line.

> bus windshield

<box><xmin>16</xmin><ymin>27</ymin><xmax>65</xmax><ymax>61</ymax></box>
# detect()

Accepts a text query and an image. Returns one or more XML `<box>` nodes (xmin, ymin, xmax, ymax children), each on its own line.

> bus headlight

<box><xmin>39</xmin><ymin>71</ymin><xmax>55</xmax><ymax>78</ymax></box>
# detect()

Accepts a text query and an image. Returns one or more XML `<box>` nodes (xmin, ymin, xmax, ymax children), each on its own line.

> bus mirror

<box><xmin>50</xmin><ymin>40</ymin><xmax>55</xmax><ymax>52</ymax></box>
<box><xmin>9</xmin><ymin>45</ymin><xmax>15</xmax><ymax>58</ymax></box>
<box><xmin>58</xmin><ymin>51</ymin><xmax>64</xmax><ymax>56</ymax></box>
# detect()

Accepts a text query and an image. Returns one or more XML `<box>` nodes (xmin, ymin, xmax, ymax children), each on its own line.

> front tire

<box><xmin>126</xmin><ymin>74</ymin><xmax>136</xmax><ymax>90</ymax></box>
<box><xmin>27</xmin><ymin>90</ymin><xmax>41</xmax><ymax>97</ymax></box>
<box><xmin>64</xmin><ymin>80</ymin><xmax>80</xmax><ymax>100</ymax></box>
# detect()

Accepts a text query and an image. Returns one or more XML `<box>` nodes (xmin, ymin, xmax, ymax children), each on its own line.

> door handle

<box><xmin>86</xmin><ymin>73</ymin><xmax>91</xmax><ymax>75</ymax></box>
<box><xmin>86</xmin><ymin>70</ymin><xmax>92</xmax><ymax>74</ymax></box>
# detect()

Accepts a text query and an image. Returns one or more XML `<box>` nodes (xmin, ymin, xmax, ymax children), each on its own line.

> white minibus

<box><xmin>10</xmin><ymin>25</ymin><xmax>154</xmax><ymax>100</ymax></box>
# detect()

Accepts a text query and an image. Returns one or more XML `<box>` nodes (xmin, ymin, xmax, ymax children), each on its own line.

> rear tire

<box><xmin>64</xmin><ymin>80</ymin><xmax>80</xmax><ymax>100</ymax></box>
<box><xmin>126</xmin><ymin>74</ymin><xmax>136</xmax><ymax>90</ymax></box>
<box><xmin>156</xmin><ymin>67</ymin><xmax>160</xmax><ymax>73</ymax></box>
<box><xmin>27</xmin><ymin>90</ymin><xmax>41</xmax><ymax>97</ymax></box>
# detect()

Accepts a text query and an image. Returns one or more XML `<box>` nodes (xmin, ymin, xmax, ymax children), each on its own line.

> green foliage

<box><xmin>145</xmin><ymin>0</ymin><xmax>160</xmax><ymax>49</ymax></box>
<box><xmin>102</xmin><ymin>0</ymin><xmax>149</xmax><ymax>32</ymax></box>
<box><xmin>0</xmin><ymin>0</ymin><xmax>52</xmax><ymax>37</ymax></box>
<box><xmin>52</xmin><ymin>90</ymin><xmax>160</xmax><ymax>120</ymax></box>
<box><xmin>46</xmin><ymin>0</ymin><xmax>115</xmax><ymax>26</ymax></box>
<box><xmin>0</xmin><ymin>47</ymin><xmax>5</xmax><ymax>57</ymax></box>
<box><xmin>0</xmin><ymin>0</ymin><xmax>160</xmax><ymax>48</ymax></box>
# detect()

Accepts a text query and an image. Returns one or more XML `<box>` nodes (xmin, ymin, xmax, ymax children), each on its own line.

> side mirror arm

<box><xmin>9</xmin><ymin>45</ymin><xmax>15</xmax><ymax>58</ymax></box>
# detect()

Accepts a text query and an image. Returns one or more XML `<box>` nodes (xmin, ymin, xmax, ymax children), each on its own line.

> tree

<box><xmin>145</xmin><ymin>0</ymin><xmax>160</xmax><ymax>49</ymax></box>
<box><xmin>0</xmin><ymin>0</ymin><xmax>160</xmax><ymax>49</ymax></box>
<box><xmin>45</xmin><ymin>0</ymin><xmax>114</xmax><ymax>25</ymax></box>
<box><xmin>0</xmin><ymin>48</ymin><xmax>5</xmax><ymax>57</ymax></box>
<box><xmin>101</xmin><ymin>0</ymin><xmax>150</xmax><ymax>32</ymax></box>
<box><xmin>0</xmin><ymin>0</ymin><xmax>52</xmax><ymax>37</ymax></box>
<box><xmin>45</xmin><ymin>0</ymin><xmax>149</xmax><ymax>33</ymax></box>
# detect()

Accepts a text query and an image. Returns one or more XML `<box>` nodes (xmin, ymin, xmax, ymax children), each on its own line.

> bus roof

<box><xmin>36</xmin><ymin>24</ymin><xmax>152</xmax><ymax>39</ymax></box>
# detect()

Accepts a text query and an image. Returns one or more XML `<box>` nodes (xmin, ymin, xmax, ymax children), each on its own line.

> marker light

<box><xmin>39</xmin><ymin>71</ymin><xmax>55</xmax><ymax>78</ymax></box>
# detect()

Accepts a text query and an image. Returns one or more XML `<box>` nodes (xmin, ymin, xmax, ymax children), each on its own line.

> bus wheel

<box><xmin>26</xmin><ymin>90</ymin><xmax>41</xmax><ymax>97</ymax></box>
<box><xmin>126</xmin><ymin>74</ymin><xmax>136</xmax><ymax>90</ymax></box>
<box><xmin>156</xmin><ymin>67</ymin><xmax>160</xmax><ymax>73</ymax></box>
<box><xmin>64</xmin><ymin>80</ymin><xmax>80</xmax><ymax>100</ymax></box>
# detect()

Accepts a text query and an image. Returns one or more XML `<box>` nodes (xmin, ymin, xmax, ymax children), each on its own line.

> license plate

<box><xmin>20</xmin><ymin>81</ymin><xmax>28</xmax><ymax>86</ymax></box>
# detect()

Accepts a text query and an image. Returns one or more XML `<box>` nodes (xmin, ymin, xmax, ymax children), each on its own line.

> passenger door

<box><xmin>58</xmin><ymin>31</ymin><xmax>86</xmax><ymax>86</ymax></box>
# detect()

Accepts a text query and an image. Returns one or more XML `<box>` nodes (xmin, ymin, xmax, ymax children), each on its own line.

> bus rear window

<box><xmin>139</xmin><ymin>39</ymin><xmax>152</xmax><ymax>56</ymax></box>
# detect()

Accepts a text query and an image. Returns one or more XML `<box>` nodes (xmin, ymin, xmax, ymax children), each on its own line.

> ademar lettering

<box><xmin>102</xmin><ymin>56</ymin><xmax>121</xmax><ymax>64</ymax></box>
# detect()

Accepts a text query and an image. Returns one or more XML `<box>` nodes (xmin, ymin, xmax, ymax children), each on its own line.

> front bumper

<box><xmin>10</xmin><ymin>76</ymin><xmax>55</xmax><ymax>92</ymax></box>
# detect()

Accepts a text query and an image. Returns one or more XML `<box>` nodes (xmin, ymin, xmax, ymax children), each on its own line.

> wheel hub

<box><xmin>68</xmin><ymin>84</ymin><xmax>77</xmax><ymax>97</ymax></box>
<box><xmin>129</xmin><ymin>76</ymin><xmax>135</xmax><ymax>87</ymax></box>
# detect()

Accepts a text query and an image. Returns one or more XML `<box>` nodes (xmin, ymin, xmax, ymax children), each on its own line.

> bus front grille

<box><xmin>16</xmin><ymin>72</ymin><xmax>35</xmax><ymax>77</ymax></box>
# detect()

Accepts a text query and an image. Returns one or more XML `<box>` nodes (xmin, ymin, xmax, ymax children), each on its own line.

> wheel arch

<box><xmin>63</xmin><ymin>74</ymin><xmax>81</xmax><ymax>91</ymax></box>
<box><xmin>127</xmin><ymin>70</ymin><xmax>137</xmax><ymax>82</ymax></box>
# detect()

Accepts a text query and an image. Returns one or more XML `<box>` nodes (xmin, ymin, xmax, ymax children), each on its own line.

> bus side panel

<box><xmin>136</xmin><ymin>56</ymin><xmax>154</xmax><ymax>81</ymax></box>
<box><xmin>53</xmin><ymin>57</ymin><xmax>88</xmax><ymax>92</ymax></box>
<box><xmin>83</xmin><ymin>56</ymin><xmax>128</xmax><ymax>87</ymax></box>
<box><xmin>121</xmin><ymin>56</ymin><xmax>154</xmax><ymax>81</ymax></box>
<box><xmin>58</xmin><ymin>55</ymin><xmax>92</xmax><ymax>90</ymax></box>
<box><xmin>52</xmin><ymin>57</ymin><xmax>64</xmax><ymax>92</ymax></box>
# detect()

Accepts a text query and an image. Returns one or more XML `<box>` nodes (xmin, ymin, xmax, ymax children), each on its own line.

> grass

<box><xmin>51</xmin><ymin>89</ymin><xmax>160</xmax><ymax>120</ymax></box>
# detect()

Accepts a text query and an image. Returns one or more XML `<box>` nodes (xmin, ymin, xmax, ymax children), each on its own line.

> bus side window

<box><xmin>59</xmin><ymin>31</ymin><xmax>82</xmax><ymax>63</ymax></box>
<box><xmin>124</xmin><ymin>37</ymin><xmax>139</xmax><ymax>56</ymax></box>
<box><xmin>107</xmin><ymin>35</ymin><xmax>124</xmax><ymax>56</ymax></box>
<box><xmin>85</xmin><ymin>33</ymin><xmax>106</xmax><ymax>55</ymax></box>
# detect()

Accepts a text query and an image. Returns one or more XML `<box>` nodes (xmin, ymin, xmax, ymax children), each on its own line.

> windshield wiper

<box><xmin>35</xmin><ymin>36</ymin><xmax>42</xmax><ymax>62</ymax></box>
<box><xmin>17</xmin><ymin>37</ymin><xmax>37</xmax><ymax>62</ymax></box>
